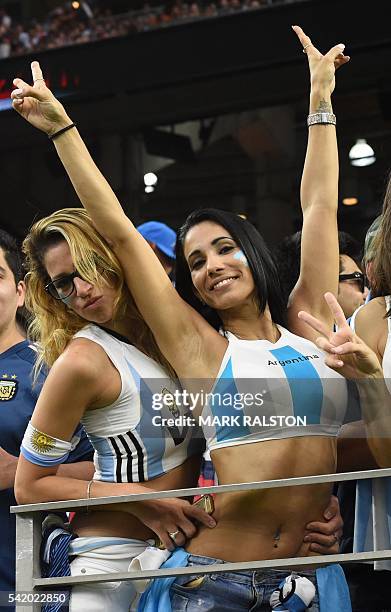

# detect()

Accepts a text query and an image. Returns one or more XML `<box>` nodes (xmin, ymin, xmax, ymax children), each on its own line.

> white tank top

<box><xmin>202</xmin><ymin>325</ymin><xmax>348</xmax><ymax>452</ymax></box>
<box><xmin>73</xmin><ymin>325</ymin><xmax>203</xmax><ymax>482</ymax></box>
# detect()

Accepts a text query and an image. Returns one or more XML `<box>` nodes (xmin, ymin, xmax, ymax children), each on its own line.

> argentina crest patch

<box><xmin>0</xmin><ymin>375</ymin><xmax>18</xmax><ymax>401</ymax></box>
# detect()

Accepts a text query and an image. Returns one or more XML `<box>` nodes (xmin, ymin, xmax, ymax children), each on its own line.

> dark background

<box><xmin>0</xmin><ymin>0</ymin><xmax>390</xmax><ymax>245</ymax></box>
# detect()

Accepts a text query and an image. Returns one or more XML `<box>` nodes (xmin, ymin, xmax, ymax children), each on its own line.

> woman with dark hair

<box><xmin>12</xmin><ymin>26</ymin><xmax>363</xmax><ymax>610</ymax></box>
<box><xmin>176</xmin><ymin>208</ymin><xmax>286</xmax><ymax>329</ymax></box>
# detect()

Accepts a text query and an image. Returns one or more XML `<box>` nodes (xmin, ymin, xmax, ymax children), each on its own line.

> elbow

<box><xmin>14</xmin><ymin>481</ymin><xmax>31</xmax><ymax>505</ymax></box>
<box><xmin>367</xmin><ymin>440</ymin><xmax>391</xmax><ymax>469</ymax></box>
<box><xmin>14</xmin><ymin>479</ymin><xmax>37</xmax><ymax>505</ymax></box>
<box><xmin>14</xmin><ymin>474</ymin><xmax>41</xmax><ymax>505</ymax></box>
<box><xmin>374</xmin><ymin>455</ymin><xmax>391</xmax><ymax>470</ymax></box>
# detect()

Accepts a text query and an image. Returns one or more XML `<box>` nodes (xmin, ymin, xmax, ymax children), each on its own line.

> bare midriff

<box><xmin>71</xmin><ymin>453</ymin><xmax>201</xmax><ymax>540</ymax></box>
<box><xmin>187</xmin><ymin>436</ymin><xmax>336</xmax><ymax>562</ymax></box>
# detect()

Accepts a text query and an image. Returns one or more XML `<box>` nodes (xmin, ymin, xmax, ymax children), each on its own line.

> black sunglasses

<box><xmin>338</xmin><ymin>271</ymin><xmax>366</xmax><ymax>293</ymax></box>
<box><xmin>45</xmin><ymin>270</ymin><xmax>82</xmax><ymax>301</ymax></box>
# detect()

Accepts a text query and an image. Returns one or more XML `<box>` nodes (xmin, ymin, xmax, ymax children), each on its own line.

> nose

<box><xmin>73</xmin><ymin>276</ymin><xmax>93</xmax><ymax>298</ymax></box>
<box><xmin>206</xmin><ymin>253</ymin><xmax>225</xmax><ymax>276</ymax></box>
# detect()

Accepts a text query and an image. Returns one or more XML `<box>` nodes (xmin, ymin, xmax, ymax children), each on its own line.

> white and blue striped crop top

<box><xmin>74</xmin><ymin>325</ymin><xmax>203</xmax><ymax>482</ymax></box>
<box><xmin>203</xmin><ymin>325</ymin><xmax>348</xmax><ymax>452</ymax></box>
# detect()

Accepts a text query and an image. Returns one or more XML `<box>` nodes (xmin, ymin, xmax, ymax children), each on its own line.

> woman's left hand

<box><xmin>298</xmin><ymin>292</ymin><xmax>382</xmax><ymax>379</ymax></box>
<box><xmin>292</xmin><ymin>25</ymin><xmax>350</xmax><ymax>96</ymax></box>
<box><xmin>304</xmin><ymin>495</ymin><xmax>343</xmax><ymax>554</ymax></box>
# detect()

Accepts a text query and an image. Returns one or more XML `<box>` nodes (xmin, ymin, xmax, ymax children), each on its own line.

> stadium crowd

<box><xmin>1</xmin><ymin>0</ymin><xmax>281</xmax><ymax>59</ymax></box>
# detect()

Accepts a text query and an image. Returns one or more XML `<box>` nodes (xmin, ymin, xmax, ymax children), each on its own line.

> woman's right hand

<box><xmin>130</xmin><ymin>497</ymin><xmax>216</xmax><ymax>551</ymax></box>
<box><xmin>11</xmin><ymin>61</ymin><xmax>71</xmax><ymax>137</ymax></box>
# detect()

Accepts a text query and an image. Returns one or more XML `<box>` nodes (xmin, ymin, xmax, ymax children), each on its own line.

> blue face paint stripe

<box><xmin>233</xmin><ymin>250</ymin><xmax>248</xmax><ymax>266</ymax></box>
<box><xmin>269</xmin><ymin>345</ymin><xmax>323</xmax><ymax>425</ymax></box>
<box><xmin>209</xmin><ymin>357</ymin><xmax>251</xmax><ymax>442</ymax></box>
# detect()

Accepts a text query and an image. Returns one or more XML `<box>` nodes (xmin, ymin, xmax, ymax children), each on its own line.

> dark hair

<box><xmin>274</xmin><ymin>230</ymin><xmax>362</xmax><ymax>307</ymax></box>
<box><xmin>0</xmin><ymin>229</ymin><xmax>23</xmax><ymax>283</ymax></box>
<box><xmin>372</xmin><ymin>171</ymin><xmax>391</xmax><ymax>314</ymax></box>
<box><xmin>175</xmin><ymin>208</ymin><xmax>286</xmax><ymax>329</ymax></box>
<box><xmin>0</xmin><ymin>229</ymin><xmax>29</xmax><ymax>334</ymax></box>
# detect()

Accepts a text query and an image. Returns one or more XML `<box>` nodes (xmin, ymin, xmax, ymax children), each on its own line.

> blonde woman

<box><xmin>15</xmin><ymin>208</ymin><xmax>213</xmax><ymax>611</ymax></box>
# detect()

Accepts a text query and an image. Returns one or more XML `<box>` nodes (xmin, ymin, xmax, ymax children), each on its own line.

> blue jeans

<box><xmin>170</xmin><ymin>554</ymin><xmax>320</xmax><ymax>611</ymax></box>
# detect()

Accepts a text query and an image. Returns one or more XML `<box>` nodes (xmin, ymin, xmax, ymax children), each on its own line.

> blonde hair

<box><xmin>23</xmin><ymin>208</ymin><xmax>175</xmax><ymax>378</ymax></box>
<box><xmin>372</xmin><ymin>173</ymin><xmax>391</xmax><ymax>310</ymax></box>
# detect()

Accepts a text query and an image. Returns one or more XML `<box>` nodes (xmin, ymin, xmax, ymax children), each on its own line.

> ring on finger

<box><xmin>302</xmin><ymin>43</ymin><xmax>312</xmax><ymax>54</ymax></box>
<box><xmin>168</xmin><ymin>530</ymin><xmax>181</xmax><ymax>544</ymax></box>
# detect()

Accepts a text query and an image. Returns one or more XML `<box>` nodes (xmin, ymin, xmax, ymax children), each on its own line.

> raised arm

<box><xmin>11</xmin><ymin>64</ymin><xmax>223</xmax><ymax>378</ymax></box>
<box><xmin>288</xmin><ymin>27</ymin><xmax>349</xmax><ymax>341</ymax></box>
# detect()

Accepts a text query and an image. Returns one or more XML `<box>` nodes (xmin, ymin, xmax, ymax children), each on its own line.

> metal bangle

<box><xmin>86</xmin><ymin>479</ymin><xmax>94</xmax><ymax>513</ymax></box>
<box><xmin>307</xmin><ymin>113</ymin><xmax>336</xmax><ymax>127</ymax></box>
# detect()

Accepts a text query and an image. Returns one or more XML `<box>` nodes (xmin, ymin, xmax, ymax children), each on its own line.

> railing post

<box><xmin>15</xmin><ymin>512</ymin><xmax>42</xmax><ymax>612</ymax></box>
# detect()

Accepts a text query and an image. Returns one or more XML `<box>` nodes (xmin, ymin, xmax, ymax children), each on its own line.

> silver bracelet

<box><xmin>307</xmin><ymin>112</ymin><xmax>336</xmax><ymax>127</ymax></box>
<box><xmin>85</xmin><ymin>479</ymin><xmax>94</xmax><ymax>513</ymax></box>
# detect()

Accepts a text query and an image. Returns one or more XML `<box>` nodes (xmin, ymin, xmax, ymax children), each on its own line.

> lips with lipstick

<box><xmin>83</xmin><ymin>296</ymin><xmax>102</xmax><ymax>309</ymax></box>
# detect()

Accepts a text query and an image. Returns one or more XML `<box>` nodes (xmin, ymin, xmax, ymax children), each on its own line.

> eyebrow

<box><xmin>51</xmin><ymin>270</ymin><xmax>75</xmax><ymax>282</ymax></box>
<box><xmin>188</xmin><ymin>236</ymin><xmax>234</xmax><ymax>260</ymax></box>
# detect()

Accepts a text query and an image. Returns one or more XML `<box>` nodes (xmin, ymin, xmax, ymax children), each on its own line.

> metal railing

<box><xmin>11</xmin><ymin>467</ymin><xmax>391</xmax><ymax>611</ymax></box>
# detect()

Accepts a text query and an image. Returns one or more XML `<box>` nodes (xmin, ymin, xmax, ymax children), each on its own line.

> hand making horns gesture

<box><xmin>298</xmin><ymin>292</ymin><xmax>382</xmax><ymax>379</ymax></box>
<box><xmin>292</xmin><ymin>25</ymin><xmax>350</xmax><ymax>95</ymax></box>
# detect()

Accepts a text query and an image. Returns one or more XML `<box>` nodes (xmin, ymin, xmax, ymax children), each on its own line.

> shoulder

<box><xmin>51</xmin><ymin>338</ymin><xmax>111</xmax><ymax>386</ymax></box>
<box><xmin>7</xmin><ymin>341</ymin><xmax>37</xmax><ymax>367</ymax></box>
<box><xmin>355</xmin><ymin>297</ymin><xmax>387</xmax><ymax>329</ymax></box>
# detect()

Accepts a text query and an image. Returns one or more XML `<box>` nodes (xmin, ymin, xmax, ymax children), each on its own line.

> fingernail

<box><xmin>325</xmin><ymin>511</ymin><xmax>332</xmax><ymax>519</ymax></box>
<box><xmin>209</xmin><ymin>519</ymin><xmax>216</xmax><ymax>527</ymax></box>
<box><xmin>338</xmin><ymin>44</ymin><xmax>345</xmax><ymax>50</ymax></box>
<box><xmin>303</xmin><ymin>536</ymin><xmax>310</xmax><ymax>542</ymax></box>
<box><xmin>13</xmin><ymin>88</ymin><xmax>22</xmax><ymax>96</ymax></box>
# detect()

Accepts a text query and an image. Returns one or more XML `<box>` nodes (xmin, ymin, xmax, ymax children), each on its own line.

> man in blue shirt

<box><xmin>0</xmin><ymin>229</ymin><xmax>94</xmax><ymax>610</ymax></box>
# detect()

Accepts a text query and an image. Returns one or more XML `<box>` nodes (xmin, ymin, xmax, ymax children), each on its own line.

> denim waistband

<box><xmin>187</xmin><ymin>553</ymin><xmax>316</xmax><ymax>585</ymax></box>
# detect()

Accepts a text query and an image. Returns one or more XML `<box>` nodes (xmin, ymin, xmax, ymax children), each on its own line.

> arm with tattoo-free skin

<box><xmin>11</xmin><ymin>64</ymin><xmax>224</xmax><ymax>380</ymax></box>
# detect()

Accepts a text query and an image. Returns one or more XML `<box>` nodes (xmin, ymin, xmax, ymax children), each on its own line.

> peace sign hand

<box><xmin>292</xmin><ymin>25</ymin><xmax>350</xmax><ymax>96</ymax></box>
<box><xmin>298</xmin><ymin>292</ymin><xmax>382</xmax><ymax>379</ymax></box>
<box><xmin>11</xmin><ymin>61</ymin><xmax>71</xmax><ymax>136</ymax></box>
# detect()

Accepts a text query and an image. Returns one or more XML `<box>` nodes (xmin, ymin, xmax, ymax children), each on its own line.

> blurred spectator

<box><xmin>274</xmin><ymin>230</ymin><xmax>366</xmax><ymax>318</ymax></box>
<box><xmin>0</xmin><ymin>8</ymin><xmax>11</xmax><ymax>30</ymax></box>
<box><xmin>137</xmin><ymin>220</ymin><xmax>176</xmax><ymax>278</ymax></box>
